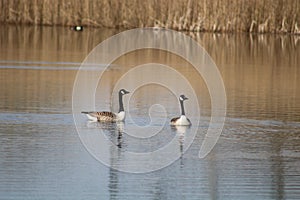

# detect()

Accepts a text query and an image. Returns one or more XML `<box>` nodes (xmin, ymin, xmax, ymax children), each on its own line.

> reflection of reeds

<box><xmin>0</xmin><ymin>0</ymin><xmax>300</xmax><ymax>34</ymax></box>
<box><xmin>1</xmin><ymin>24</ymin><xmax>299</xmax><ymax>120</ymax></box>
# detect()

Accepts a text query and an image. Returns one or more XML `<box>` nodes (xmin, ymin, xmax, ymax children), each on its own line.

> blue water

<box><xmin>1</xmin><ymin>110</ymin><xmax>299</xmax><ymax>199</ymax></box>
<box><xmin>0</xmin><ymin>26</ymin><xmax>300</xmax><ymax>199</ymax></box>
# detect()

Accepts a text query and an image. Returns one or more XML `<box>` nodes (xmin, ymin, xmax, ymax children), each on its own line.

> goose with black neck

<box><xmin>81</xmin><ymin>89</ymin><xmax>130</xmax><ymax>122</ymax></box>
<box><xmin>170</xmin><ymin>94</ymin><xmax>191</xmax><ymax>126</ymax></box>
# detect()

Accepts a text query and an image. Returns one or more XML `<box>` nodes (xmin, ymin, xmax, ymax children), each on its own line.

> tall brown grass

<box><xmin>0</xmin><ymin>0</ymin><xmax>299</xmax><ymax>34</ymax></box>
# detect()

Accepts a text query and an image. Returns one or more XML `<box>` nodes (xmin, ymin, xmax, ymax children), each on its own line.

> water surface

<box><xmin>0</xmin><ymin>25</ymin><xmax>300</xmax><ymax>199</ymax></box>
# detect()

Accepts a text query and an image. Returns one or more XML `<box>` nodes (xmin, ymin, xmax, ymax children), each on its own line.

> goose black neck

<box><xmin>119</xmin><ymin>93</ymin><xmax>124</xmax><ymax>112</ymax></box>
<box><xmin>180</xmin><ymin>100</ymin><xmax>185</xmax><ymax>116</ymax></box>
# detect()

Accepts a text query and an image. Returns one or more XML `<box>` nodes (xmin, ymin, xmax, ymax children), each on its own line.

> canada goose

<box><xmin>170</xmin><ymin>95</ymin><xmax>191</xmax><ymax>126</ymax></box>
<box><xmin>81</xmin><ymin>89</ymin><xmax>130</xmax><ymax>122</ymax></box>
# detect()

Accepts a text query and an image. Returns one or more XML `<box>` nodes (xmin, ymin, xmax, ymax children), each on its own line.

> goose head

<box><xmin>119</xmin><ymin>89</ymin><xmax>130</xmax><ymax>96</ymax></box>
<box><xmin>179</xmin><ymin>94</ymin><xmax>188</xmax><ymax>101</ymax></box>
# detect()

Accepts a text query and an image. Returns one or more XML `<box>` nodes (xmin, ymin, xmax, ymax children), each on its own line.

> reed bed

<box><xmin>0</xmin><ymin>0</ymin><xmax>299</xmax><ymax>34</ymax></box>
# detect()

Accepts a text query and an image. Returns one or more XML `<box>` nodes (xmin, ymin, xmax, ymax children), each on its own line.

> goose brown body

<box><xmin>170</xmin><ymin>117</ymin><xmax>180</xmax><ymax>124</ymax></box>
<box><xmin>81</xmin><ymin>89</ymin><xmax>129</xmax><ymax>122</ymax></box>
<box><xmin>81</xmin><ymin>111</ymin><xmax>117</xmax><ymax>122</ymax></box>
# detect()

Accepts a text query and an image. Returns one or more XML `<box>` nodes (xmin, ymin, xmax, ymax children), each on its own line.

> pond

<box><xmin>0</xmin><ymin>25</ymin><xmax>300</xmax><ymax>199</ymax></box>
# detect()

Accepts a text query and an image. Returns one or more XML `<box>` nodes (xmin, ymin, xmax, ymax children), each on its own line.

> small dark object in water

<box><xmin>71</xmin><ymin>26</ymin><xmax>83</xmax><ymax>31</ymax></box>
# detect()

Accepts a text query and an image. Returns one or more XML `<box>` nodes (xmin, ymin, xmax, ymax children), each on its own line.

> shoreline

<box><xmin>2</xmin><ymin>22</ymin><xmax>300</xmax><ymax>36</ymax></box>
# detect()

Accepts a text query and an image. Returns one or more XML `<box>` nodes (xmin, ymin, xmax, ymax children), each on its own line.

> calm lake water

<box><xmin>0</xmin><ymin>25</ymin><xmax>300</xmax><ymax>199</ymax></box>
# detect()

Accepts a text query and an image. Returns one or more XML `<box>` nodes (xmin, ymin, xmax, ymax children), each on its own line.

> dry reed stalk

<box><xmin>0</xmin><ymin>0</ymin><xmax>299</xmax><ymax>34</ymax></box>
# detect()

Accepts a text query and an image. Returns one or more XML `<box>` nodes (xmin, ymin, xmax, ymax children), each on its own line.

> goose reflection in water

<box><xmin>171</xmin><ymin>125</ymin><xmax>191</xmax><ymax>159</ymax></box>
<box><xmin>116</xmin><ymin>122</ymin><xmax>124</xmax><ymax>148</ymax></box>
<box><xmin>86</xmin><ymin>121</ymin><xmax>125</xmax><ymax>149</ymax></box>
